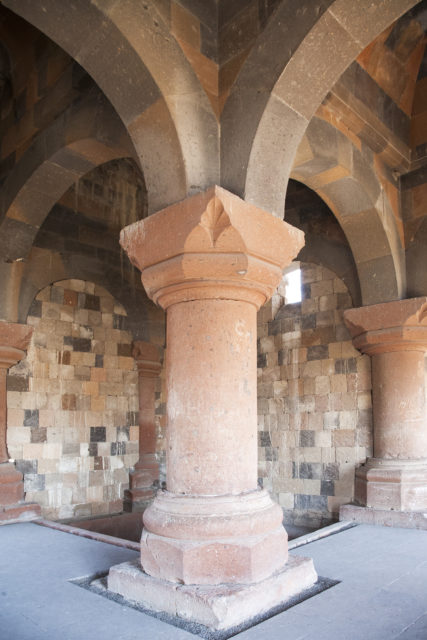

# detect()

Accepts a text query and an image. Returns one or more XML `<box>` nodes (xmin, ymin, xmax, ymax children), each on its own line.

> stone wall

<box><xmin>26</xmin><ymin>157</ymin><xmax>162</xmax><ymax>345</ymax></box>
<box><xmin>257</xmin><ymin>262</ymin><xmax>373</xmax><ymax>527</ymax></box>
<box><xmin>7</xmin><ymin>279</ymin><xmax>140</xmax><ymax>520</ymax></box>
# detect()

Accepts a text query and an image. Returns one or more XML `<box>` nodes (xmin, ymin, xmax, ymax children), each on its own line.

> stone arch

<box><xmin>0</xmin><ymin>110</ymin><xmax>164</xmax><ymax>341</ymax></box>
<box><xmin>284</xmin><ymin>179</ymin><xmax>362</xmax><ymax>307</ymax></box>
<box><xmin>0</xmin><ymin>91</ymin><xmax>135</xmax><ymax>264</ymax></box>
<box><xmin>3</xmin><ymin>152</ymin><xmax>166</xmax><ymax>344</ymax></box>
<box><xmin>290</xmin><ymin>118</ymin><xmax>405</xmax><ymax>305</ymax></box>
<box><xmin>221</xmin><ymin>0</ymin><xmax>419</xmax><ymax>212</ymax></box>
<box><xmin>2</xmin><ymin>0</ymin><xmax>218</xmax><ymax>202</ymax></box>
<box><xmin>15</xmin><ymin>248</ymin><xmax>164</xmax><ymax>347</ymax></box>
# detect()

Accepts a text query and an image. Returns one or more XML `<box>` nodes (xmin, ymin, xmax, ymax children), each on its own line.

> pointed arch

<box><xmin>291</xmin><ymin>118</ymin><xmax>405</xmax><ymax>304</ymax></box>
<box><xmin>3</xmin><ymin>0</ymin><xmax>218</xmax><ymax>205</ymax></box>
<box><xmin>221</xmin><ymin>0</ymin><xmax>419</xmax><ymax>213</ymax></box>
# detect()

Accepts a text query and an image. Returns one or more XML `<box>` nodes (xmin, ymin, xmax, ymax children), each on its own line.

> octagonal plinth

<box><xmin>117</xmin><ymin>186</ymin><xmax>306</xmax><ymax>589</ymax></box>
<box><xmin>343</xmin><ymin>298</ymin><xmax>427</xmax><ymax>516</ymax></box>
<box><xmin>140</xmin><ymin>490</ymin><xmax>287</xmax><ymax>585</ymax></box>
<box><xmin>355</xmin><ymin>458</ymin><xmax>427</xmax><ymax>511</ymax></box>
<box><xmin>0</xmin><ymin>462</ymin><xmax>26</xmax><ymax>505</ymax></box>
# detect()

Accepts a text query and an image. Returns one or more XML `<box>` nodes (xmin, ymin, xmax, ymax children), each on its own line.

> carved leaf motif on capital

<box><xmin>200</xmin><ymin>197</ymin><xmax>232</xmax><ymax>247</ymax></box>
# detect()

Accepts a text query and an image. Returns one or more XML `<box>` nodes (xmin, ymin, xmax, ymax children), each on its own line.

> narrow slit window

<box><xmin>283</xmin><ymin>264</ymin><xmax>302</xmax><ymax>304</ymax></box>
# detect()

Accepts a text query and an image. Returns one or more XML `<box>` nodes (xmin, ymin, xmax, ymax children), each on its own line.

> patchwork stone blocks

<box><xmin>257</xmin><ymin>263</ymin><xmax>373</xmax><ymax>527</ymax></box>
<box><xmin>7</xmin><ymin>279</ymin><xmax>142</xmax><ymax>520</ymax></box>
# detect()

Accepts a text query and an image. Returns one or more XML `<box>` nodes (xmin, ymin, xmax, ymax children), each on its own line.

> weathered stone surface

<box><xmin>340</xmin><ymin>503</ymin><xmax>427</xmax><ymax>530</ymax></box>
<box><xmin>108</xmin><ymin>554</ymin><xmax>317</xmax><ymax>630</ymax></box>
<box><xmin>120</xmin><ymin>185</ymin><xmax>304</xmax><ymax>309</ymax></box>
<box><xmin>120</xmin><ymin>186</ymin><xmax>306</xmax><ymax>589</ymax></box>
<box><xmin>0</xmin><ymin>500</ymin><xmax>41</xmax><ymax>524</ymax></box>
<box><xmin>0</xmin><ymin>323</ymin><xmax>33</xmax><ymax>355</ymax></box>
<box><xmin>0</xmin><ymin>323</ymin><xmax>33</xmax><ymax>467</ymax></box>
<box><xmin>329</xmin><ymin>0</ymin><xmax>417</xmax><ymax>50</ymax></box>
<box><xmin>356</xmin><ymin>255</ymin><xmax>401</xmax><ymax>305</ymax></box>
<box><xmin>141</xmin><ymin>490</ymin><xmax>288</xmax><ymax>585</ymax></box>
<box><xmin>0</xmin><ymin>462</ymin><xmax>24</xmax><ymax>504</ymax></box>
<box><xmin>355</xmin><ymin>459</ymin><xmax>427</xmax><ymax>511</ymax></box>
<box><xmin>6</xmin><ymin>281</ymin><xmax>144</xmax><ymax>520</ymax></box>
<box><xmin>257</xmin><ymin>262</ymin><xmax>370</xmax><ymax>526</ymax></box>
<box><xmin>344</xmin><ymin>298</ymin><xmax>427</xmax><ymax>512</ymax></box>
<box><xmin>0</xmin><ymin>0</ymin><xmax>424</xmax><ymax>569</ymax></box>
<box><xmin>124</xmin><ymin>342</ymin><xmax>161</xmax><ymax>513</ymax></box>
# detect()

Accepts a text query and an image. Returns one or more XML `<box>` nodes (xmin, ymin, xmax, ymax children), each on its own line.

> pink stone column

<box><xmin>119</xmin><ymin>186</ymin><xmax>305</xmax><ymax>586</ymax></box>
<box><xmin>0</xmin><ymin>322</ymin><xmax>40</xmax><ymax>523</ymax></box>
<box><xmin>124</xmin><ymin>342</ymin><xmax>161</xmax><ymax>512</ymax></box>
<box><xmin>344</xmin><ymin>298</ymin><xmax>427</xmax><ymax>512</ymax></box>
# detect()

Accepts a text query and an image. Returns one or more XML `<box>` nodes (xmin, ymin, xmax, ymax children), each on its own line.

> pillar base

<box><xmin>108</xmin><ymin>554</ymin><xmax>317</xmax><ymax>631</ymax></box>
<box><xmin>340</xmin><ymin>504</ymin><xmax>427</xmax><ymax>531</ymax></box>
<box><xmin>0</xmin><ymin>462</ymin><xmax>41</xmax><ymax>524</ymax></box>
<box><xmin>123</xmin><ymin>487</ymin><xmax>156</xmax><ymax>513</ymax></box>
<box><xmin>0</xmin><ymin>500</ymin><xmax>41</xmax><ymax>524</ymax></box>
<box><xmin>123</xmin><ymin>461</ymin><xmax>158</xmax><ymax>512</ymax></box>
<box><xmin>355</xmin><ymin>458</ymin><xmax>427</xmax><ymax>511</ymax></box>
<box><xmin>0</xmin><ymin>462</ymin><xmax>26</xmax><ymax>505</ymax></box>
<box><xmin>141</xmin><ymin>489</ymin><xmax>288</xmax><ymax>585</ymax></box>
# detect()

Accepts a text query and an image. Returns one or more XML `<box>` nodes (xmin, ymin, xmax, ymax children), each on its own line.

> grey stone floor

<box><xmin>0</xmin><ymin>521</ymin><xmax>426</xmax><ymax>640</ymax></box>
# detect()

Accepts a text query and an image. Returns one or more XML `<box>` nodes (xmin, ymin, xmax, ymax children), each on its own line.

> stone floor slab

<box><xmin>0</xmin><ymin>521</ymin><xmax>426</xmax><ymax>639</ymax></box>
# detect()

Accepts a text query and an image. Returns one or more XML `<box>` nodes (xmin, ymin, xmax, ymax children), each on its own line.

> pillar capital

<box><xmin>0</xmin><ymin>322</ymin><xmax>33</xmax><ymax>369</ymax></box>
<box><xmin>120</xmin><ymin>185</ymin><xmax>304</xmax><ymax>310</ymax></box>
<box><xmin>132</xmin><ymin>341</ymin><xmax>161</xmax><ymax>378</ymax></box>
<box><xmin>344</xmin><ymin>297</ymin><xmax>427</xmax><ymax>355</ymax></box>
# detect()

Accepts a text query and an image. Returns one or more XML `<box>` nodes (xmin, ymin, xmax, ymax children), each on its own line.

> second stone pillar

<box><xmin>344</xmin><ymin>298</ymin><xmax>427</xmax><ymax>513</ymax></box>
<box><xmin>124</xmin><ymin>341</ymin><xmax>161</xmax><ymax>512</ymax></box>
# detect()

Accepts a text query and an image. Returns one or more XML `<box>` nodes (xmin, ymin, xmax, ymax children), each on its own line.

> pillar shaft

<box><xmin>372</xmin><ymin>350</ymin><xmax>426</xmax><ymax>460</ymax></box>
<box><xmin>344</xmin><ymin>298</ymin><xmax>427</xmax><ymax>512</ymax></box>
<box><xmin>137</xmin><ymin>376</ymin><xmax>157</xmax><ymax>458</ymax></box>
<box><xmin>0</xmin><ymin>322</ymin><xmax>40</xmax><ymax>523</ymax></box>
<box><xmin>124</xmin><ymin>342</ymin><xmax>161</xmax><ymax>512</ymax></box>
<box><xmin>167</xmin><ymin>299</ymin><xmax>257</xmax><ymax>495</ymax></box>
<box><xmin>0</xmin><ymin>345</ymin><xmax>29</xmax><ymax>463</ymax></box>
<box><xmin>119</xmin><ymin>186</ymin><xmax>305</xmax><ymax>585</ymax></box>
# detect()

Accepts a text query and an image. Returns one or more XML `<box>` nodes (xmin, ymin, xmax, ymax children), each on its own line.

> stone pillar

<box><xmin>124</xmin><ymin>341</ymin><xmax>161</xmax><ymax>512</ymax></box>
<box><xmin>341</xmin><ymin>298</ymin><xmax>427</xmax><ymax>525</ymax></box>
<box><xmin>0</xmin><ymin>322</ymin><xmax>40</xmax><ymax>523</ymax></box>
<box><xmin>108</xmin><ymin>187</ymin><xmax>317</xmax><ymax>630</ymax></box>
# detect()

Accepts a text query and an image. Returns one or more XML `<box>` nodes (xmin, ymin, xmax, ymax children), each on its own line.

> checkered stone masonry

<box><xmin>257</xmin><ymin>263</ymin><xmax>373</xmax><ymax>528</ymax></box>
<box><xmin>6</xmin><ymin>279</ymin><xmax>140</xmax><ymax>520</ymax></box>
